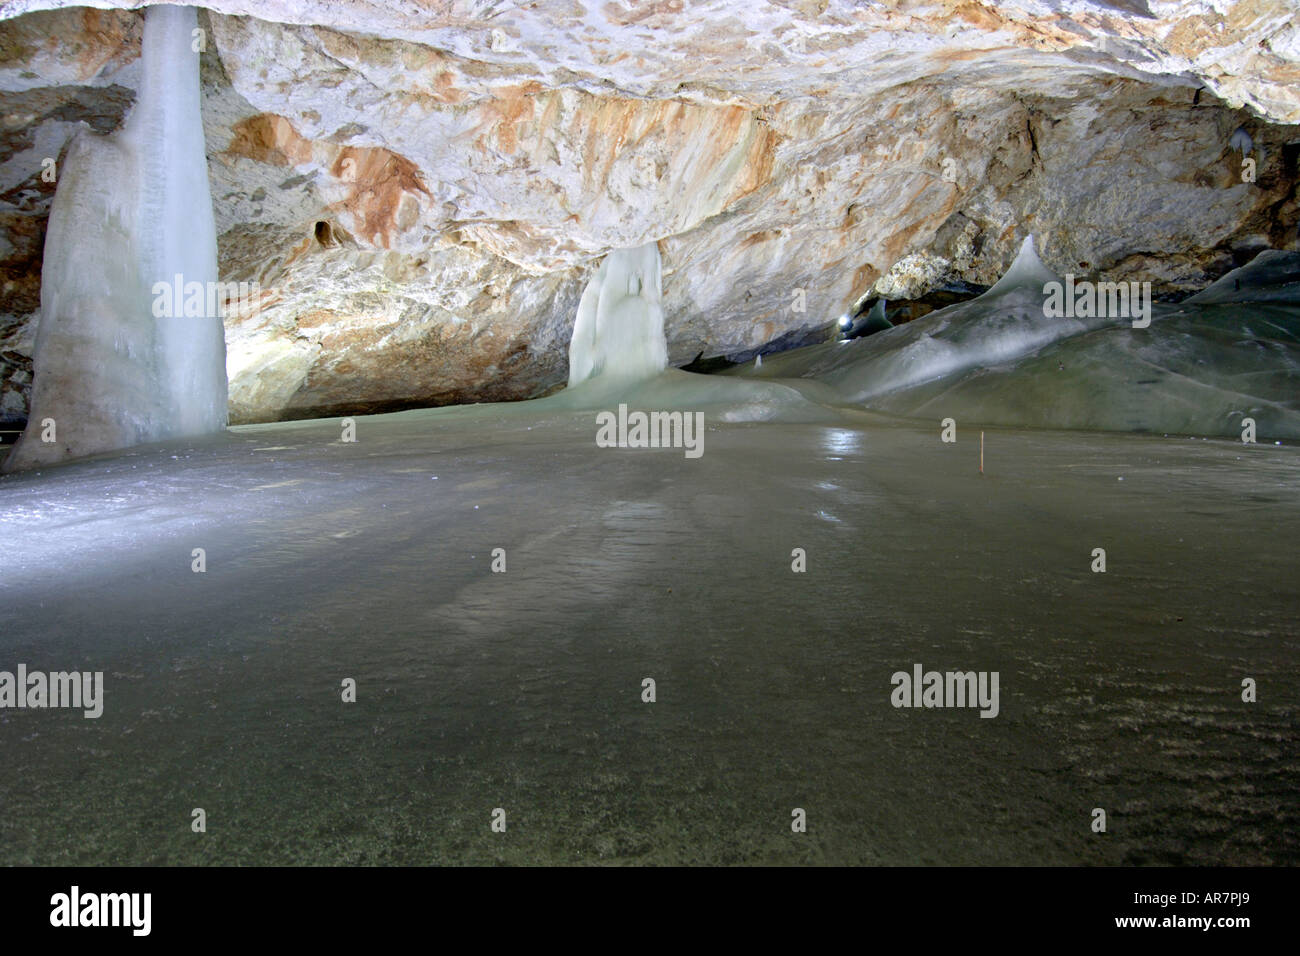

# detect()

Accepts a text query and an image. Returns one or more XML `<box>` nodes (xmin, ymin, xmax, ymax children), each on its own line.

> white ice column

<box><xmin>5</xmin><ymin>5</ymin><xmax>226</xmax><ymax>471</ymax></box>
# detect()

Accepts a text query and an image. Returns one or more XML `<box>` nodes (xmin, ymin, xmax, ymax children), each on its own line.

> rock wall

<box><xmin>1</xmin><ymin>1</ymin><xmax>1297</xmax><ymax>425</ymax></box>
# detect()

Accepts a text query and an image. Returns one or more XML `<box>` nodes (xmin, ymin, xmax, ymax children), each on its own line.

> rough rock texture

<box><xmin>1</xmin><ymin>1</ymin><xmax>1298</xmax><ymax>425</ymax></box>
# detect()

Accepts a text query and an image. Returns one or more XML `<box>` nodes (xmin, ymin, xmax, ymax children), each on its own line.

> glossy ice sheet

<box><xmin>1</xmin><ymin>403</ymin><xmax>1296</xmax><ymax>864</ymax></box>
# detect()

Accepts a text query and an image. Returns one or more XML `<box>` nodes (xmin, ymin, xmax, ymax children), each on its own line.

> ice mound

<box><xmin>865</xmin><ymin>306</ymin><xmax>1300</xmax><ymax>438</ymax></box>
<box><xmin>1184</xmin><ymin>250</ymin><xmax>1300</xmax><ymax>305</ymax></box>
<box><xmin>978</xmin><ymin>233</ymin><xmax>1062</xmax><ymax>297</ymax></box>
<box><xmin>547</xmin><ymin>367</ymin><xmax>846</xmax><ymax>424</ymax></box>
<box><xmin>1229</xmin><ymin>126</ymin><xmax>1254</xmax><ymax>157</ymax></box>
<box><xmin>5</xmin><ymin>5</ymin><xmax>226</xmax><ymax>473</ymax></box>
<box><xmin>731</xmin><ymin>235</ymin><xmax>1121</xmax><ymax>402</ymax></box>
<box><xmin>820</xmin><ymin>236</ymin><xmax>1129</xmax><ymax>403</ymax></box>
<box><xmin>568</xmin><ymin>242</ymin><xmax>668</xmax><ymax>387</ymax></box>
<box><xmin>724</xmin><ymin>244</ymin><xmax>1300</xmax><ymax>439</ymax></box>
<box><xmin>558</xmin><ymin>241</ymin><xmax>842</xmax><ymax>424</ymax></box>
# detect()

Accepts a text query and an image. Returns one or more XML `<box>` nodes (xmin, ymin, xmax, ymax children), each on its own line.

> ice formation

<box><xmin>1184</xmin><ymin>249</ymin><xmax>1300</xmax><ymax>305</ymax></box>
<box><xmin>860</xmin><ymin>298</ymin><xmax>892</xmax><ymax>336</ymax></box>
<box><xmin>729</xmin><ymin>245</ymin><xmax>1300</xmax><ymax>439</ymax></box>
<box><xmin>735</xmin><ymin>235</ymin><xmax>1110</xmax><ymax>401</ymax></box>
<box><xmin>567</xmin><ymin>243</ymin><xmax>668</xmax><ymax>388</ymax></box>
<box><xmin>4</xmin><ymin>5</ymin><xmax>226</xmax><ymax>472</ymax></box>
<box><xmin>1229</xmin><ymin>126</ymin><xmax>1254</xmax><ymax>156</ymax></box>
<box><xmin>864</xmin><ymin>306</ymin><xmax>1300</xmax><ymax>438</ymax></box>
<box><xmin>550</xmin><ymin>239</ymin><xmax>839</xmax><ymax>422</ymax></box>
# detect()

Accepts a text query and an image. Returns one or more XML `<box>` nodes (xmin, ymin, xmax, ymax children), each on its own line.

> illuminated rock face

<box><xmin>5</xmin><ymin>4</ymin><xmax>225</xmax><ymax>471</ymax></box>
<box><xmin>1</xmin><ymin>1</ymin><xmax>1299</xmax><ymax>432</ymax></box>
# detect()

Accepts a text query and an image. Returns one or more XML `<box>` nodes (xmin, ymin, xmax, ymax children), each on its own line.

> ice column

<box><xmin>5</xmin><ymin>5</ymin><xmax>226</xmax><ymax>471</ymax></box>
<box><xmin>568</xmin><ymin>243</ymin><xmax>668</xmax><ymax>387</ymax></box>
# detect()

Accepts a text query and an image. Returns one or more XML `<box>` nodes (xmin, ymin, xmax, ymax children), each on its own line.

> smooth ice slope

<box><xmin>864</xmin><ymin>305</ymin><xmax>1300</xmax><ymax>438</ymax></box>
<box><xmin>4</xmin><ymin>5</ymin><xmax>226</xmax><ymax>472</ymax></box>
<box><xmin>1184</xmin><ymin>249</ymin><xmax>1300</xmax><ymax>305</ymax></box>
<box><xmin>727</xmin><ymin>245</ymin><xmax>1300</xmax><ymax>439</ymax></box>
<box><xmin>869</xmin><ymin>253</ymin><xmax>1300</xmax><ymax>436</ymax></box>
<box><xmin>782</xmin><ymin>236</ymin><xmax>1124</xmax><ymax>402</ymax></box>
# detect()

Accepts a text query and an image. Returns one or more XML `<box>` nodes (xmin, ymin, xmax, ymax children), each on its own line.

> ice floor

<box><xmin>1</xmin><ymin>400</ymin><xmax>1297</xmax><ymax>865</ymax></box>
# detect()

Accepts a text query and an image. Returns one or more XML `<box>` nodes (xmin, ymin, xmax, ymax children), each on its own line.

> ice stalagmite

<box><xmin>568</xmin><ymin>243</ymin><xmax>668</xmax><ymax>387</ymax></box>
<box><xmin>549</xmin><ymin>239</ymin><xmax>836</xmax><ymax>421</ymax></box>
<box><xmin>5</xmin><ymin>5</ymin><xmax>226</xmax><ymax>471</ymax></box>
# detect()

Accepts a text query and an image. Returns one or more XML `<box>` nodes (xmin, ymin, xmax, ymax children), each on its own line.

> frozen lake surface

<box><xmin>1</xmin><ymin>400</ymin><xmax>1297</xmax><ymax>864</ymax></box>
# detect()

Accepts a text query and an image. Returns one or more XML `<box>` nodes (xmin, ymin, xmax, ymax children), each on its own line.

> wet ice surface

<box><xmin>1</xmin><ymin>401</ymin><xmax>1297</xmax><ymax>865</ymax></box>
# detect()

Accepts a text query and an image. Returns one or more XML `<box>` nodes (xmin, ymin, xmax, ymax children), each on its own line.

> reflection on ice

<box><xmin>820</xmin><ymin>428</ymin><xmax>863</xmax><ymax>458</ymax></box>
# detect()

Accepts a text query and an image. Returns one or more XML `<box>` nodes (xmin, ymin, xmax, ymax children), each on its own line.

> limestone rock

<box><xmin>0</xmin><ymin>1</ymin><xmax>1298</xmax><ymax>427</ymax></box>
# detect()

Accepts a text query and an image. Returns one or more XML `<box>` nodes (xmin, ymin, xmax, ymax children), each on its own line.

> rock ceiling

<box><xmin>1</xmin><ymin>0</ymin><xmax>1297</xmax><ymax>422</ymax></box>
